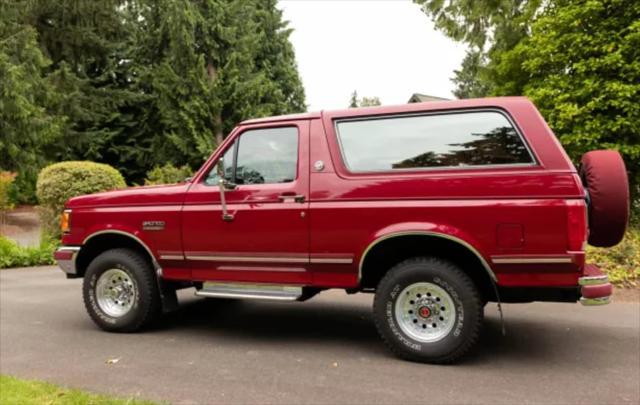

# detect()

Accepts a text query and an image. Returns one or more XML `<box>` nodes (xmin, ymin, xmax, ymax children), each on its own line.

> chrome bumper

<box><xmin>578</xmin><ymin>265</ymin><xmax>612</xmax><ymax>306</ymax></box>
<box><xmin>54</xmin><ymin>246</ymin><xmax>81</xmax><ymax>276</ymax></box>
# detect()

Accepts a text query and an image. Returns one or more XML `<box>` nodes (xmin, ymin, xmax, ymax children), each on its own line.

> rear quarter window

<box><xmin>335</xmin><ymin>111</ymin><xmax>535</xmax><ymax>172</ymax></box>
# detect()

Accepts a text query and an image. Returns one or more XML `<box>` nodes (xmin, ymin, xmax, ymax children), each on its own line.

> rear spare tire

<box><xmin>580</xmin><ymin>150</ymin><xmax>629</xmax><ymax>247</ymax></box>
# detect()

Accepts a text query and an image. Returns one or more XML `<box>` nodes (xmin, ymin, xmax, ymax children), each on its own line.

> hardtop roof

<box><xmin>240</xmin><ymin>96</ymin><xmax>531</xmax><ymax>125</ymax></box>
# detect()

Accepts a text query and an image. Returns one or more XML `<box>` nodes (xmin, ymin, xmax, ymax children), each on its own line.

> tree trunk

<box><xmin>207</xmin><ymin>62</ymin><xmax>224</xmax><ymax>145</ymax></box>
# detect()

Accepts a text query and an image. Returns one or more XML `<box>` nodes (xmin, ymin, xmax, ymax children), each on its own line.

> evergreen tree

<box><xmin>20</xmin><ymin>0</ymin><xmax>147</xmax><ymax>181</ymax></box>
<box><xmin>349</xmin><ymin>90</ymin><xmax>359</xmax><ymax>108</ymax></box>
<box><xmin>1</xmin><ymin>0</ymin><xmax>306</xmax><ymax>187</ymax></box>
<box><xmin>0</xmin><ymin>2</ymin><xmax>63</xmax><ymax>201</ymax></box>
<box><xmin>131</xmin><ymin>0</ymin><xmax>306</xmax><ymax>171</ymax></box>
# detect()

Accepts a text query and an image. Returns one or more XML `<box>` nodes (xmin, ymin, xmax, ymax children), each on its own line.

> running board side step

<box><xmin>195</xmin><ymin>282</ymin><xmax>303</xmax><ymax>301</ymax></box>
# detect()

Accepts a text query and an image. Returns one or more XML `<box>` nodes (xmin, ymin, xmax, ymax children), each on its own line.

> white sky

<box><xmin>278</xmin><ymin>0</ymin><xmax>467</xmax><ymax>111</ymax></box>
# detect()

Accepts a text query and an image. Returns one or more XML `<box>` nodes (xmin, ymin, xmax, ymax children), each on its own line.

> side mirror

<box><xmin>217</xmin><ymin>158</ymin><xmax>237</xmax><ymax>190</ymax></box>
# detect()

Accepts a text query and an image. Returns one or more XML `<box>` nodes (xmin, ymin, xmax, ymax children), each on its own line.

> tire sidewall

<box><xmin>83</xmin><ymin>252</ymin><xmax>148</xmax><ymax>331</ymax></box>
<box><xmin>375</xmin><ymin>260</ymin><xmax>481</xmax><ymax>361</ymax></box>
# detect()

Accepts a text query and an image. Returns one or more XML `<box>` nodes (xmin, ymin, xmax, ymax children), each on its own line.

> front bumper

<box><xmin>54</xmin><ymin>246</ymin><xmax>81</xmax><ymax>277</ymax></box>
<box><xmin>578</xmin><ymin>264</ymin><xmax>613</xmax><ymax>306</ymax></box>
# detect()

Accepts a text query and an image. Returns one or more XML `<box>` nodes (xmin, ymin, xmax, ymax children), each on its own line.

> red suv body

<box><xmin>54</xmin><ymin>97</ymin><xmax>627</xmax><ymax>363</ymax></box>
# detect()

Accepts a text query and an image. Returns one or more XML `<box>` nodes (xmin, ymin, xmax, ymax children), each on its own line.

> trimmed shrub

<box><xmin>144</xmin><ymin>164</ymin><xmax>192</xmax><ymax>185</ymax></box>
<box><xmin>36</xmin><ymin>161</ymin><xmax>126</xmax><ymax>237</ymax></box>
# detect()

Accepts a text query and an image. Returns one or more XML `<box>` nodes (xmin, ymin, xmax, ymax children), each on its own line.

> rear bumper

<box><xmin>579</xmin><ymin>264</ymin><xmax>612</xmax><ymax>306</ymax></box>
<box><xmin>54</xmin><ymin>246</ymin><xmax>81</xmax><ymax>277</ymax></box>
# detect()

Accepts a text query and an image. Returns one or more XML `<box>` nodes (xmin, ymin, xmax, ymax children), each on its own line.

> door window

<box><xmin>205</xmin><ymin>127</ymin><xmax>298</xmax><ymax>186</ymax></box>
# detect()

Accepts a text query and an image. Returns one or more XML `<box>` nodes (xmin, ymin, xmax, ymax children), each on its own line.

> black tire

<box><xmin>83</xmin><ymin>248</ymin><xmax>161</xmax><ymax>332</ymax></box>
<box><xmin>373</xmin><ymin>257</ymin><xmax>483</xmax><ymax>364</ymax></box>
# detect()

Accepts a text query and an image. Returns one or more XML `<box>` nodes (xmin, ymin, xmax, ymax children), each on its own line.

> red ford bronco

<box><xmin>54</xmin><ymin>97</ymin><xmax>629</xmax><ymax>363</ymax></box>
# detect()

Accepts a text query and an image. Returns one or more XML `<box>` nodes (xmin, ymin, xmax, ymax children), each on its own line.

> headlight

<box><xmin>60</xmin><ymin>210</ymin><xmax>71</xmax><ymax>233</ymax></box>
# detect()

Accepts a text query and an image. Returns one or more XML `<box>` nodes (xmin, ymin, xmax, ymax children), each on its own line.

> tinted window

<box><xmin>336</xmin><ymin>111</ymin><xmax>533</xmax><ymax>172</ymax></box>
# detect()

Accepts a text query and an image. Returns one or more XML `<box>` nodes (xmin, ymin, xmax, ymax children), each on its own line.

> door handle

<box><xmin>278</xmin><ymin>193</ymin><xmax>305</xmax><ymax>203</ymax></box>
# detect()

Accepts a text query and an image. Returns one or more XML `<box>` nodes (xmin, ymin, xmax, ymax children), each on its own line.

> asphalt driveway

<box><xmin>1</xmin><ymin>266</ymin><xmax>639</xmax><ymax>404</ymax></box>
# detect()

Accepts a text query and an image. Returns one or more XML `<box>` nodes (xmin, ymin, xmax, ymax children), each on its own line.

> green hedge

<box><xmin>0</xmin><ymin>237</ymin><xmax>56</xmax><ymax>269</ymax></box>
<box><xmin>36</xmin><ymin>161</ymin><xmax>126</xmax><ymax>238</ymax></box>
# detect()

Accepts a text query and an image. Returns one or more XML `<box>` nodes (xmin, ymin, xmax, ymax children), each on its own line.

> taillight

<box><xmin>566</xmin><ymin>200</ymin><xmax>588</xmax><ymax>251</ymax></box>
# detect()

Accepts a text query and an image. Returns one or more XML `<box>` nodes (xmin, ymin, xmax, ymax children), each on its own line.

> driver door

<box><xmin>181</xmin><ymin>121</ymin><xmax>311</xmax><ymax>284</ymax></box>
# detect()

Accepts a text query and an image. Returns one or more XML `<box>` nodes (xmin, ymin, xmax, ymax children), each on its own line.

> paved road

<box><xmin>1</xmin><ymin>267</ymin><xmax>639</xmax><ymax>404</ymax></box>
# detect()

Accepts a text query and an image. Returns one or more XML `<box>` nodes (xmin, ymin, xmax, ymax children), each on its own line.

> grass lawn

<box><xmin>0</xmin><ymin>375</ymin><xmax>157</xmax><ymax>405</ymax></box>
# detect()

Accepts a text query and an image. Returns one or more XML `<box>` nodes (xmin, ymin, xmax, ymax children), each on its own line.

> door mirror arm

<box><xmin>217</xmin><ymin>158</ymin><xmax>235</xmax><ymax>221</ymax></box>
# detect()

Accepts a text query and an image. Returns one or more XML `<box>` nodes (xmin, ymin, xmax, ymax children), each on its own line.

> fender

<box><xmin>358</xmin><ymin>222</ymin><xmax>497</xmax><ymax>283</ymax></box>
<box><xmin>83</xmin><ymin>228</ymin><xmax>159</xmax><ymax>268</ymax></box>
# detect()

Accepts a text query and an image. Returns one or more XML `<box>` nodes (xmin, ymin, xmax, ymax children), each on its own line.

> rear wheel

<box><xmin>373</xmin><ymin>257</ymin><xmax>483</xmax><ymax>363</ymax></box>
<box><xmin>83</xmin><ymin>248</ymin><xmax>161</xmax><ymax>332</ymax></box>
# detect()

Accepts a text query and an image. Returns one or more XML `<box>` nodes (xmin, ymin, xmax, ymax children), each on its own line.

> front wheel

<box><xmin>83</xmin><ymin>248</ymin><xmax>161</xmax><ymax>332</ymax></box>
<box><xmin>373</xmin><ymin>257</ymin><xmax>483</xmax><ymax>363</ymax></box>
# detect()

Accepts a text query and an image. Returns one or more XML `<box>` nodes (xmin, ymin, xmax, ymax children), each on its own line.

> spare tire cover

<box><xmin>580</xmin><ymin>150</ymin><xmax>629</xmax><ymax>247</ymax></box>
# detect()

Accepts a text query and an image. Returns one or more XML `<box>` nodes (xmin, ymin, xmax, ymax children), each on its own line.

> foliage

<box><xmin>348</xmin><ymin>90</ymin><xmax>382</xmax><ymax>108</ymax></box>
<box><xmin>360</xmin><ymin>97</ymin><xmax>382</xmax><ymax>107</ymax></box>
<box><xmin>1</xmin><ymin>0</ymin><xmax>305</xmax><ymax>191</ymax></box>
<box><xmin>36</xmin><ymin>161</ymin><xmax>126</xmax><ymax>237</ymax></box>
<box><xmin>416</xmin><ymin>0</ymin><xmax>640</xmax><ymax>205</ymax></box>
<box><xmin>587</xmin><ymin>227</ymin><xmax>640</xmax><ymax>287</ymax></box>
<box><xmin>0</xmin><ymin>172</ymin><xmax>16</xmax><ymax>212</ymax></box>
<box><xmin>0</xmin><ymin>237</ymin><xmax>56</xmax><ymax>269</ymax></box>
<box><xmin>145</xmin><ymin>164</ymin><xmax>193</xmax><ymax>185</ymax></box>
<box><xmin>495</xmin><ymin>0</ymin><xmax>640</xmax><ymax>202</ymax></box>
<box><xmin>0</xmin><ymin>375</ymin><xmax>157</xmax><ymax>405</ymax></box>
<box><xmin>414</xmin><ymin>0</ymin><xmax>542</xmax><ymax>98</ymax></box>
<box><xmin>6</xmin><ymin>172</ymin><xmax>38</xmax><ymax>205</ymax></box>
<box><xmin>349</xmin><ymin>91</ymin><xmax>359</xmax><ymax>108</ymax></box>
<box><xmin>125</xmin><ymin>0</ymin><xmax>306</xmax><ymax>176</ymax></box>
<box><xmin>0</xmin><ymin>4</ymin><xmax>64</xmax><ymax>197</ymax></box>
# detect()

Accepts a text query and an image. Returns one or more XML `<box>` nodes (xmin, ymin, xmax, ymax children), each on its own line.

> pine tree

<box><xmin>0</xmin><ymin>2</ymin><xmax>63</xmax><ymax>201</ymax></box>
<box><xmin>131</xmin><ymin>0</ymin><xmax>307</xmax><ymax>171</ymax></box>
<box><xmin>22</xmin><ymin>0</ymin><xmax>146</xmax><ymax>181</ymax></box>
<box><xmin>2</xmin><ymin>0</ymin><xmax>307</xmax><ymax>187</ymax></box>
<box><xmin>349</xmin><ymin>90</ymin><xmax>359</xmax><ymax>108</ymax></box>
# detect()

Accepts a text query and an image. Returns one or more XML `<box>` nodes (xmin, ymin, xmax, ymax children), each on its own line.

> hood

<box><xmin>66</xmin><ymin>183</ymin><xmax>190</xmax><ymax>208</ymax></box>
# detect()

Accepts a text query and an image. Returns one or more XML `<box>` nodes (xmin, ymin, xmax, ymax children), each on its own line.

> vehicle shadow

<box><xmin>157</xmin><ymin>295</ymin><xmax>617</xmax><ymax>367</ymax></box>
<box><xmin>161</xmin><ymin>295</ymin><xmax>380</xmax><ymax>347</ymax></box>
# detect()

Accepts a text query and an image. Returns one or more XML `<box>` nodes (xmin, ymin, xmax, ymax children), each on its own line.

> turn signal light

<box><xmin>60</xmin><ymin>210</ymin><xmax>71</xmax><ymax>233</ymax></box>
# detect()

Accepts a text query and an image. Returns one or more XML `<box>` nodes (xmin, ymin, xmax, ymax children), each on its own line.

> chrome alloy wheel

<box><xmin>394</xmin><ymin>282</ymin><xmax>456</xmax><ymax>343</ymax></box>
<box><xmin>96</xmin><ymin>269</ymin><xmax>137</xmax><ymax>317</ymax></box>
